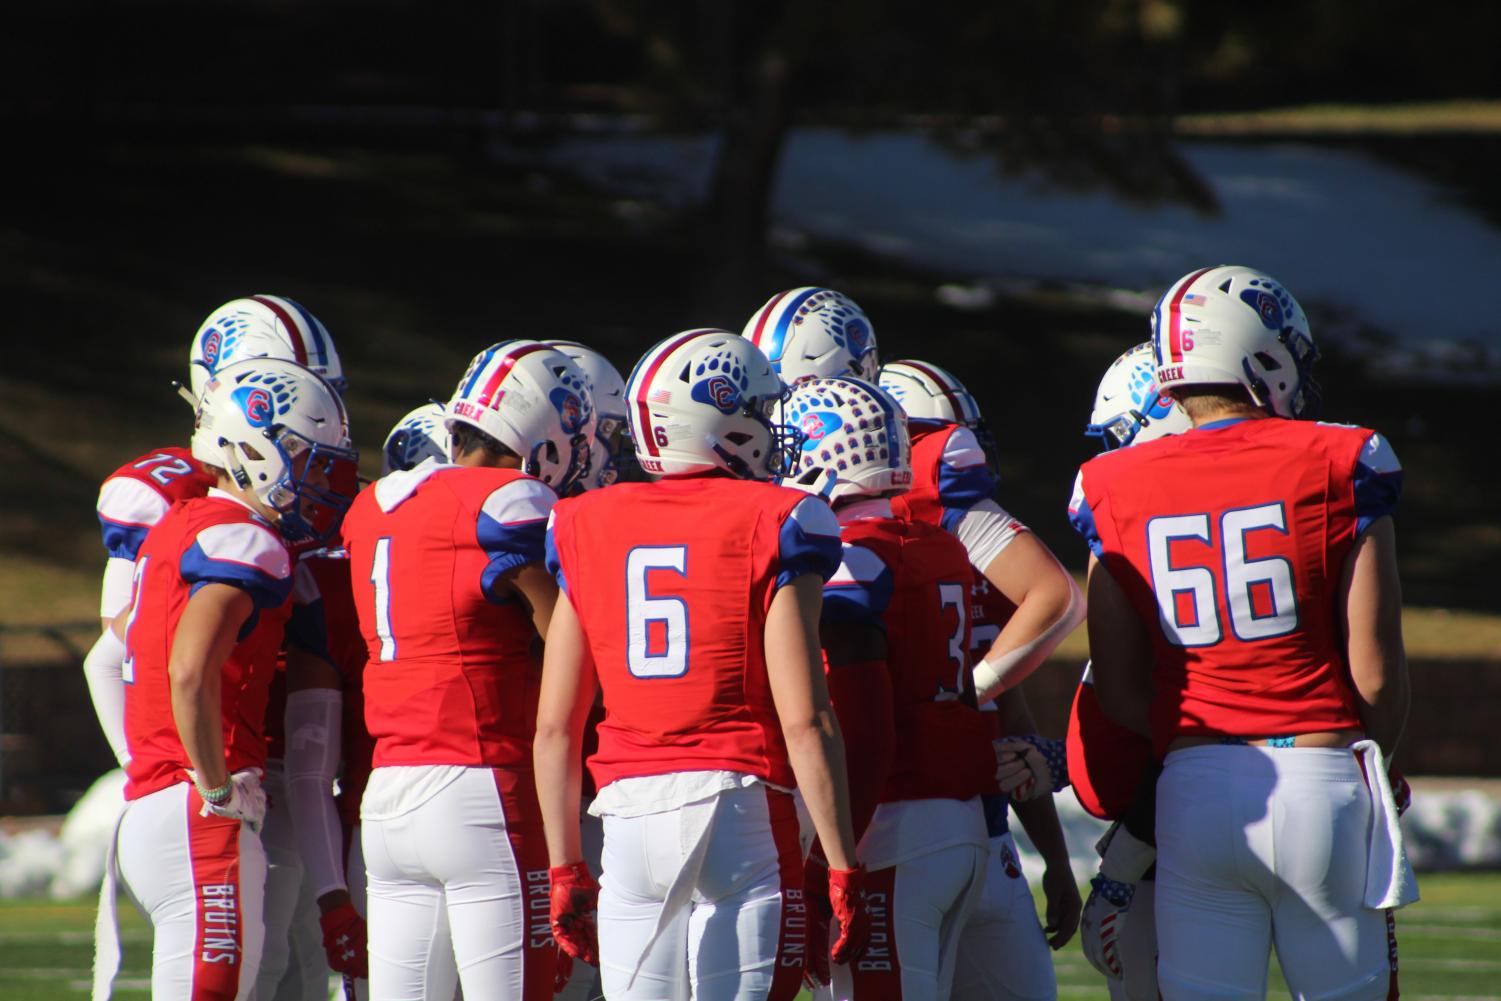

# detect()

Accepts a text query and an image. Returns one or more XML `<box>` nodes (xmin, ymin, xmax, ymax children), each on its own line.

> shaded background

<box><xmin>2</xmin><ymin>0</ymin><xmax>1499</xmax><ymax>811</ymax></box>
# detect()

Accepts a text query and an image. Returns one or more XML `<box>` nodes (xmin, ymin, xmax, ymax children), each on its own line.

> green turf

<box><xmin>4</xmin><ymin>875</ymin><xmax>1499</xmax><ymax>999</ymax></box>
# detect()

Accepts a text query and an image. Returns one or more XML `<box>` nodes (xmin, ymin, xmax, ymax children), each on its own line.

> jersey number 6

<box><xmin>626</xmin><ymin>546</ymin><xmax>688</xmax><ymax>678</ymax></box>
<box><xmin>1147</xmin><ymin>502</ymin><xmax>1299</xmax><ymax>647</ymax></box>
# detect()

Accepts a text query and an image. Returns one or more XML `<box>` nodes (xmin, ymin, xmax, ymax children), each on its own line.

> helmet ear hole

<box><xmin>1254</xmin><ymin>351</ymin><xmax>1281</xmax><ymax>371</ymax></box>
<box><xmin>724</xmin><ymin>431</ymin><xmax>754</xmax><ymax>446</ymax></box>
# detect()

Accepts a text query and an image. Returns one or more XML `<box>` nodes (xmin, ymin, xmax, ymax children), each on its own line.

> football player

<box><xmin>342</xmin><ymin>341</ymin><xmax>594</xmax><ymax>1001</ymax></box>
<box><xmin>1068</xmin><ymin>341</ymin><xmax>1192</xmax><ymax>1001</ymax></box>
<box><xmin>535</xmin><ymin>329</ymin><xmax>871</xmax><ymax>1001</ymax></box>
<box><xmin>742</xmin><ymin>287</ymin><xmax>880</xmax><ymax>384</ymax></box>
<box><xmin>1070</xmin><ymin>266</ymin><xmax>1414</xmax><ymax>1000</ymax></box>
<box><xmin>783</xmin><ymin>376</ymin><xmax>992</xmax><ymax>1000</ymax></box>
<box><xmin>877</xmin><ymin>359</ymin><xmax>1085</xmax><ymax>990</ymax></box>
<box><xmin>93</xmin><ymin>358</ymin><xmax>357</xmax><ymax>1001</ymax></box>
<box><xmin>86</xmin><ymin>295</ymin><xmax>349</xmax><ymax>1000</ymax></box>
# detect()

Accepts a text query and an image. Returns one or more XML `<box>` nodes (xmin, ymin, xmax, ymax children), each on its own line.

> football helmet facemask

<box><xmin>627</xmin><ymin>329</ymin><xmax>800</xmax><ymax>480</ymax></box>
<box><xmin>189</xmin><ymin>295</ymin><xmax>346</xmax><ymax>402</ymax></box>
<box><xmin>1151</xmin><ymin>265</ymin><xmax>1319</xmax><ymax>419</ymax></box>
<box><xmin>742</xmin><ymin>287</ymin><xmax>879</xmax><ymax>384</ymax></box>
<box><xmin>1085</xmin><ymin>342</ymin><xmax>1193</xmax><ymax>451</ymax></box>
<box><xmin>191</xmin><ymin>358</ymin><xmax>358</xmax><ymax>542</ymax></box>
<box><xmin>447</xmin><ymin>340</ymin><xmax>596</xmax><ymax>495</ymax></box>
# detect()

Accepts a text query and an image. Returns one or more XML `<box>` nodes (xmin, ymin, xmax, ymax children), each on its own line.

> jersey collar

<box><xmin>1196</xmin><ymin>417</ymin><xmax>1256</xmax><ymax>431</ymax></box>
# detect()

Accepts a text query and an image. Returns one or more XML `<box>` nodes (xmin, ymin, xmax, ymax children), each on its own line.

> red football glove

<box><xmin>550</xmin><ymin>862</ymin><xmax>600</xmax><ymax>967</ymax></box>
<box><xmin>827</xmin><ymin>865</ymin><xmax>871</xmax><ymax>966</ymax></box>
<box><xmin>319</xmin><ymin>902</ymin><xmax>369</xmax><ymax>980</ymax></box>
<box><xmin>553</xmin><ymin>946</ymin><xmax>574</xmax><ymax>993</ymax></box>
<box><xmin>1389</xmin><ymin>765</ymin><xmax>1412</xmax><ymax>817</ymax></box>
<box><xmin>802</xmin><ymin>861</ymin><xmax>833</xmax><ymax>988</ymax></box>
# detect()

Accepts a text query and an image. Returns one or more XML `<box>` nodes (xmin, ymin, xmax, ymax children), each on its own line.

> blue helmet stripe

<box><xmin>764</xmin><ymin>287</ymin><xmax>823</xmax><ymax>368</ymax></box>
<box><xmin>284</xmin><ymin>297</ymin><xmax>329</xmax><ymax>367</ymax></box>
<box><xmin>461</xmin><ymin>345</ymin><xmax>499</xmax><ymax>398</ymax></box>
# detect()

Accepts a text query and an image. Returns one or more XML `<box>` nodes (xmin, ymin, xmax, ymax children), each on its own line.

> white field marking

<box><xmin>1407</xmin><ymin>996</ymin><xmax>1501</xmax><ymax>1001</ymax></box>
<box><xmin>1398</xmin><ymin>922</ymin><xmax>1501</xmax><ymax>940</ymax></box>
<box><xmin>1401</xmin><ymin>956</ymin><xmax>1501</xmax><ymax>972</ymax></box>
<box><xmin>1409</xmin><ymin>905</ymin><xmax>1501</xmax><ymax>920</ymax></box>
<box><xmin>70</xmin><ymin>978</ymin><xmax>151</xmax><ymax>991</ymax></box>
<box><xmin>0</xmin><ymin>929</ymin><xmax>150</xmax><ymax>944</ymax></box>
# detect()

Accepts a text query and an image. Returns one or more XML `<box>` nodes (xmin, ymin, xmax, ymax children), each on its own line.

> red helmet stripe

<box><xmin>475</xmin><ymin>342</ymin><xmax>551</xmax><ymax>410</ymax></box>
<box><xmin>250</xmin><ymin>295</ymin><xmax>309</xmax><ymax>366</ymax></box>
<box><xmin>1167</xmin><ymin>267</ymin><xmax>1214</xmax><ymax>364</ymax></box>
<box><xmin>900</xmin><ymin>360</ymin><xmax>968</xmax><ymax>424</ymax></box>
<box><xmin>634</xmin><ymin>331</ymin><xmax>708</xmax><ymax>457</ymax></box>
<box><xmin>747</xmin><ymin>290</ymin><xmax>792</xmax><ymax>351</ymax></box>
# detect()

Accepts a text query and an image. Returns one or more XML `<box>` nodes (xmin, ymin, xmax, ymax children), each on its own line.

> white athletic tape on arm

<box><xmin>285</xmin><ymin>688</ymin><xmax>348</xmax><ymax>898</ymax></box>
<box><xmin>99</xmin><ymin>558</ymin><xmax>137</xmax><ymax>621</ymax></box>
<box><xmin>82</xmin><ymin>628</ymin><xmax>131</xmax><ymax>767</ymax></box>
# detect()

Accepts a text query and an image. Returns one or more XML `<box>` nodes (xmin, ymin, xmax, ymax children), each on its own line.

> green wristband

<box><xmin>198</xmin><ymin>778</ymin><xmax>234</xmax><ymax>805</ymax></box>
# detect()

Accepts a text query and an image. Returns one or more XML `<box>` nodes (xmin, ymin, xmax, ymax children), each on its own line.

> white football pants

<box><xmin>598</xmin><ymin>784</ymin><xmax>806</xmax><ymax>1001</ymax></box>
<box><xmin>115</xmin><ymin>782</ymin><xmax>267</xmax><ymax>1001</ymax></box>
<box><xmin>1155</xmin><ymin>745</ymin><xmax>1397</xmax><ymax>1001</ymax></box>
<box><xmin>951</xmin><ymin>832</ymin><xmax>1056</xmax><ymax>1001</ymax></box>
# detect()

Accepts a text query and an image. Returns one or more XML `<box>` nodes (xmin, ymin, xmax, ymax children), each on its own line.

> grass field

<box><xmin>3</xmin><ymin>873</ymin><xmax>1499</xmax><ymax>1000</ymax></box>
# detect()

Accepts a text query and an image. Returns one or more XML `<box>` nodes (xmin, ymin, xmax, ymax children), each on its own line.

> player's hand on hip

<box><xmin>994</xmin><ymin>738</ymin><xmax>1051</xmax><ymax>801</ymax></box>
<box><xmin>1389</xmin><ymin>765</ymin><xmax>1412</xmax><ymax>817</ymax></box>
<box><xmin>828</xmin><ymin>865</ymin><xmax>872</xmax><ymax>965</ymax></box>
<box><xmin>1042</xmin><ymin>861</ymin><xmax>1082</xmax><ymax>949</ymax></box>
<box><xmin>319</xmin><ymin>902</ymin><xmax>369</xmax><ymax>980</ymax></box>
<box><xmin>1079</xmin><ymin>874</ymin><xmax>1134</xmax><ymax>980</ymax></box>
<box><xmin>549</xmin><ymin>861</ymin><xmax>601</xmax><ymax>967</ymax></box>
<box><xmin>193</xmin><ymin>769</ymin><xmax>268</xmax><ymax>832</ymax></box>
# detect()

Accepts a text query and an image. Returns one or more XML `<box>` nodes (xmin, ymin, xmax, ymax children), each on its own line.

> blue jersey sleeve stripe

<box><xmin>775</xmin><ymin>499</ymin><xmax>844</xmax><ymax>590</ymax></box>
<box><xmin>1353</xmin><ymin>466</ymin><xmax>1402</xmax><ymax>536</ymax></box>
<box><xmin>99</xmin><ymin>516</ymin><xmax>151</xmax><ymax>561</ymax></box>
<box><xmin>937</xmin><ymin>463</ymin><xmax>996</xmax><ymax>517</ymax></box>
<box><xmin>477</xmin><ymin>512</ymin><xmax>547</xmax><ymax>604</ymax></box>
<box><xmin>1067</xmin><ymin>495</ymin><xmax>1104</xmax><ymax>559</ymax></box>
<box><xmin>180</xmin><ymin>542</ymin><xmax>295</xmax><ymax>612</ymax></box>
<box><xmin>544</xmin><ymin>519</ymin><xmax>569</xmax><ymax>596</ymax></box>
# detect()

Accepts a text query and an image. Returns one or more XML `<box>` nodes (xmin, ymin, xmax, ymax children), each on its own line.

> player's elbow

<box><xmin>1028</xmin><ymin>566</ymin><xmax>1085</xmax><ymax>633</ymax></box>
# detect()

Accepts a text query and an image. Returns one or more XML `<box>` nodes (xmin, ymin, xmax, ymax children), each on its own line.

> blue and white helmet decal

<box><xmin>383</xmin><ymin>402</ymin><xmax>451</xmax><ymax>474</ymax></box>
<box><xmin>1085</xmin><ymin>341</ymin><xmax>1192</xmax><ymax>451</ymax></box>
<box><xmin>782</xmin><ymin>376</ymin><xmax>910</xmax><ymax>503</ymax></box>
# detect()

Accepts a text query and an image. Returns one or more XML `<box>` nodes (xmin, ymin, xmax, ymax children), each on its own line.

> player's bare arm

<box><xmin>535</xmin><ymin>590</ymin><xmax>599</xmax><ymax>867</ymax></box>
<box><xmin>972</xmin><ymin>532</ymin><xmax>1085</xmax><ymax>700</ymax></box>
<box><xmin>1340</xmin><ymin>516</ymin><xmax>1410</xmax><ymax>755</ymax></box>
<box><xmin>766</xmin><ymin>573</ymin><xmax>861</xmax><ymax>871</ymax></box>
<box><xmin>1085</xmin><ymin>556</ymin><xmax>1154</xmax><ymax>739</ymax></box>
<box><xmin>500</xmin><ymin>560</ymin><xmax>561</xmax><ymax>639</ymax></box>
<box><xmin>168</xmin><ymin>582</ymin><xmax>253</xmax><ymax>789</ymax></box>
<box><xmin>998</xmin><ymin>687</ymin><xmax>1082</xmax><ymax>948</ymax></box>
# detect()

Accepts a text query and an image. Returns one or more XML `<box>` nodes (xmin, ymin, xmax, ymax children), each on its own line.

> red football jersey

<box><xmin>1070</xmin><ymin>417</ymin><xmax>1403</xmax><ymax>756</ymax></box>
<box><xmin>343</xmin><ymin>464</ymin><xmax>556</xmax><ymax>769</ymax></box>
<box><xmin>889</xmin><ymin>422</ymin><xmax>996</xmax><ymax>533</ymax></box>
<box><xmin>547</xmin><ymin>476</ymin><xmax>843</xmax><ymax>791</ymax></box>
<box><xmin>97</xmin><ymin>446</ymin><xmax>217</xmax><ymax>562</ymax></box>
<box><xmin>823</xmin><ymin>502</ymin><xmax>995</xmax><ymax>804</ymax></box>
<box><xmin>120</xmin><ymin>493</ymin><xmax>295</xmax><ymax>800</ymax></box>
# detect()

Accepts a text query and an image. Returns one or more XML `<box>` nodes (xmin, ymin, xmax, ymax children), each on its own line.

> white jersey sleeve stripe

<box><xmin>480</xmin><ymin>477</ymin><xmax>556</xmax><ymax>527</ymax></box>
<box><xmin>97</xmin><ymin>476</ymin><xmax>171</xmax><ymax>528</ymax></box>
<box><xmin>194</xmin><ymin>522</ymin><xmax>292</xmax><ymax>580</ymax></box>
<box><xmin>940</xmin><ymin>425</ymin><xmax>988</xmax><ymax>470</ymax></box>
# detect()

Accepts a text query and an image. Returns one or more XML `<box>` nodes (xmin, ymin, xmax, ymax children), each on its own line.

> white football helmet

<box><xmin>783</xmin><ymin>378</ymin><xmax>911</xmax><ymax>503</ymax></box>
<box><xmin>382</xmin><ymin>402</ymin><xmax>451</xmax><ymax>474</ymax></box>
<box><xmin>446</xmin><ymin>340</ymin><xmax>596</xmax><ymax>494</ymax></box>
<box><xmin>626</xmin><ymin>329</ymin><xmax>798</xmax><ymax>480</ymax></box>
<box><xmin>878</xmin><ymin>359</ymin><xmax>985</xmax><ymax>426</ymax></box>
<box><xmin>189</xmin><ymin>295</ymin><xmax>346</xmax><ymax>401</ymax></box>
<box><xmin>191</xmin><ymin>358</ymin><xmax>358</xmax><ymax>542</ymax></box>
<box><xmin>1150</xmin><ymin>265</ymin><xmax>1319</xmax><ymax>419</ymax></box>
<box><xmin>1085</xmin><ymin>342</ymin><xmax>1193</xmax><ymax>451</ymax></box>
<box><xmin>742</xmin><ymin>287</ymin><xmax>879</xmax><ymax>383</ymax></box>
<box><xmin>546</xmin><ymin>340</ymin><xmax>631</xmax><ymax>491</ymax></box>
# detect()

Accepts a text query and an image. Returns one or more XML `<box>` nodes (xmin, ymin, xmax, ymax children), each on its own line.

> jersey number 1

<box><xmin>1147</xmin><ymin>502</ymin><xmax>1298</xmax><ymax>647</ymax></box>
